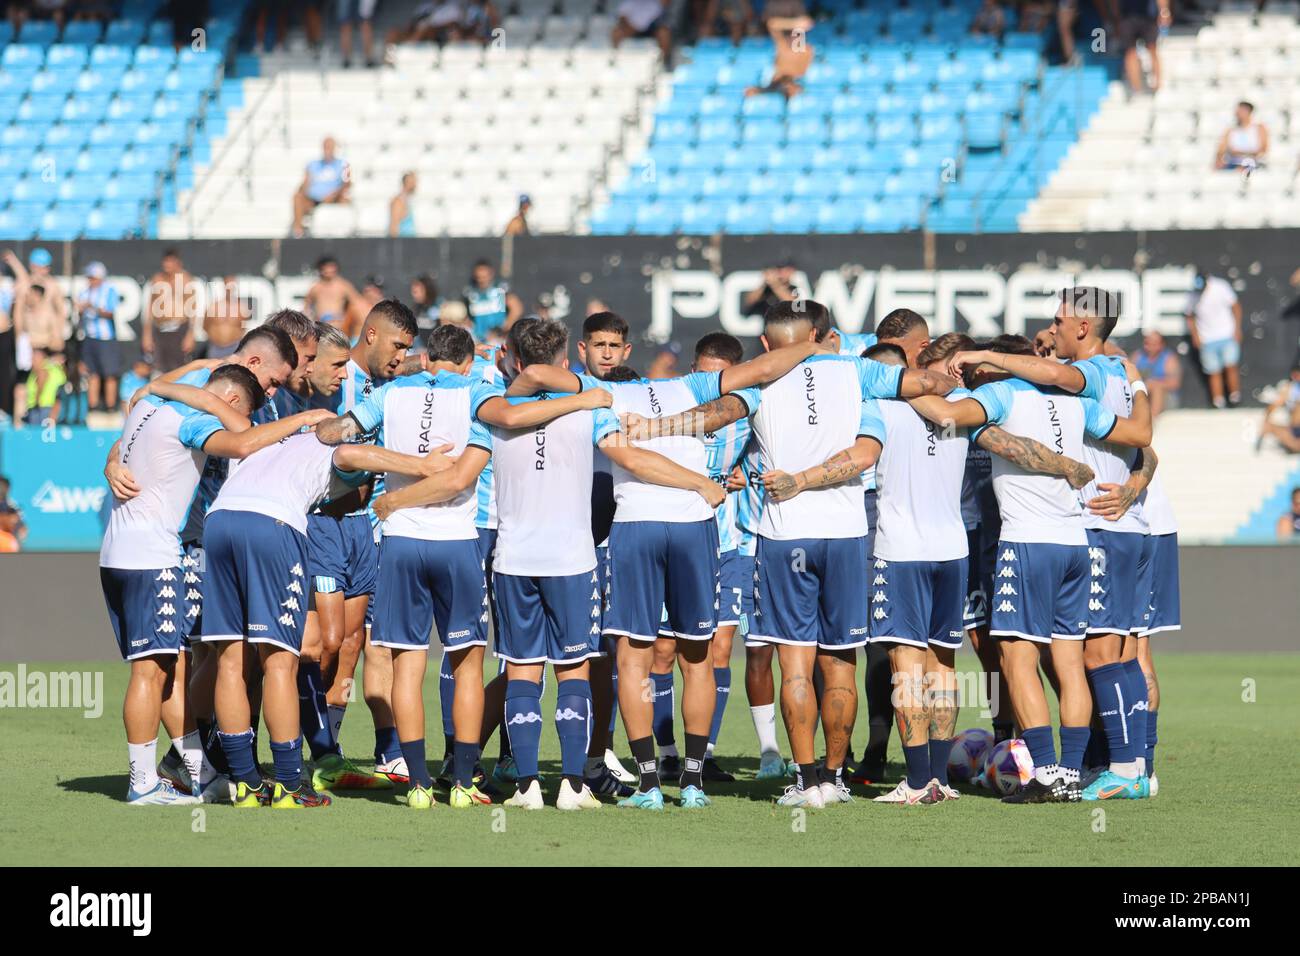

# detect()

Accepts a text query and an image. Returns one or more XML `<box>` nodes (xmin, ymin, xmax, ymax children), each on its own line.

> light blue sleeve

<box><xmin>145</xmin><ymin>367</ymin><xmax>212</xmax><ymax>407</ymax></box>
<box><xmin>858</xmin><ymin>399</ymin><xmax>886</xmax><ymax>444</ymax></box>
<box><xmin>467</xmin><ymin>418</ymin><xmax>493</xmax><ymax>452</ymax></box>
<box><xmin>1081</xmin><ymin>396</ymin><xmax>1118</xmax><ymax>440</ymax></box>
<box><xmin>176</xmin><ymin>408</ymin><xmax>224</xmax><ymax>451</ymax></box>
<box><xmin>972</xmin><ymin>380</ymin><xmax>1013</xmax><ymax>426</ymax></box>
<box><xmin>350</xmin><ymin>380</ymin><xmax>390</xmax><ymax>434</ymax></box>
<box><xmin>682</xmin><ymin>370</ymin><xmax>722</xmax><ymax>404</ymax></box>
<box><xmin>470</xmin><ymin>375</ymin><xmax>505</xmax><ymax>417</ymax></box>
<box><xmin>857</xmin><ymin>356</ymin><xmax>904</xmax><ymax>400</ymax></box>
<box><xmin>839</xmin><ymin>330</ymin><xmax>878</xmax><ymax>355</ymax></box>
<box><xmin>591</xmin><ymin>406</ymin><xmax>621</xmax><ymax>444</ymax></box>
<box><xmin>731</xmin><ymin>385</ymin><xmax>761</xmax><ymax>415</ymax></box>
<box><xmin>106</xmin><ymin>286</ymin><xmax>120</xmax><ymax>311</ymax></box>
<box><xmin>577</xmin><ymin>373</ymin><xmax>612</xmax><ymax>394</ymax></box>
<box><xmin>1073</xmin><ymin>357</ymin><xmax>1107</xmax><ymax>400</ymax></box>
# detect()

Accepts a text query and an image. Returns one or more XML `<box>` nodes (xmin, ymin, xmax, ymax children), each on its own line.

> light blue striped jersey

<box><xmin>704</xmin><ymin>414</ymin><xmax>752</xmax><ymax>553</ymax></box>
<box><xmin>464</xmin><ymin>283</ymin><xmax>509</xmax><ymax>341</ymax></box>
<box><xmin>470</xmin><ymin>350</ymin><xmax>505</xmax><ymax>528</ymax></box>
<box><xmin>78</xmin><ymin>282</ymin><xmax>120</xmax><ymax>341</ymax></box>
<box><xmin>1072</xmin><ymin>354</ymin><xmax>1146</xmax><ymax>533</ymax></box>
<box><xmin>333</xmin><ymin>359</ymin><xmax>380</xmax><ymax>522</ymax></box>
<box><xmin>839</xmin><ymin>328</ymin><xmax>881</xmax><ymax>490</ymax></box>
<box><xmin>735</xmin><ymin>438</ymin><xmax>765</xmax><ymax>557</ymax></box>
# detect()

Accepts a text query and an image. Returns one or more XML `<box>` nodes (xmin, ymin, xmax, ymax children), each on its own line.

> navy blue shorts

<box><xmin>493</xmin><ymin>571</ymin><xmax>602</xmax><ymax>665</ymax></box>
<box><xmin>1084</xmin><ymin>528</ymin><xmax>1146</xmax><ymax>637</ymax></box>
<box><xmin>101</xmin><ymin>566</ymin><xmax>186</xmax><ymax>661</ymax></box>
<box><xmin>307</xmin><ymin>512</ymin><xmax>378</xmax><ymax>598</ymax></box>
<box><xmin>869</xmin><ymin>556</ymin><xmax>967</xmax><ymax>650</ymax></box>
<box><xmin>736</xmin><ymin>553</ymin><xmax>757</xmax><ymax>641</ymax></box>
<box><xmin>718</xmin><ymin>549</ymin><xmax>747</xmax><ymax>629</ymax></box>
<box><xmin>751</xmin><ymin>535</ymin><xmax>870</xmax><ymax>650</ymax></box>
<box><xmin>180</xmin><ymin>542</ymin><xmax>204</xmax><ymax>643</ymax></box>
<box><xmin>605</xmin><ymin>519</ymin><xmax>720</xmax><ymax>642</ymax></box>
<box><xmin>371</xmin><ymin>536</ymin><xmax>488</xmax><ymax>651</ymax></box>
<box><xmin>864</xmin><ymin>488</ymin><xmax>879</xmax><ymax>560</ymax></box>
<box><xmin>477</xmin><ymin>526</ymin><xmax>500</xmax><ymax>641</ymax></box>
<box><xmin>200</xmin><ymin>510</ymin><xmax>310</xmax><ymax>655</ymax></box>
<box><xmin>1142</xmin><ymin>532</ymin><xmax>1180</xmax><ymax>636</ymax></box>
<box><xmin>962</xmin><ymin>525</ymin><xmax>997</xmax><ymax>629</ymax></box>
<box><xmin>989</xmin><ymin>541</ymin><xmax>1089</xmax><ymax>645</ymax></box>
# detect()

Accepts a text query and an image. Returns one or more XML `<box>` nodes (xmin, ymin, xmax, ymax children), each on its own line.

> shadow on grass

<box><xmin>58</xmin><ymin>774</ymin><xmax>125</xmax><ymax>800</ymax></box>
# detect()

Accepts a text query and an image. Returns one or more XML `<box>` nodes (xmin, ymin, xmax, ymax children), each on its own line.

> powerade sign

<box><xmin>1</xmin><ymin>428</ymin><xmax>114</xmax><ymax>551</ymax></box>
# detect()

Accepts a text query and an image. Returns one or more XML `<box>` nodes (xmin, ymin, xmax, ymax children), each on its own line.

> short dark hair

<box><xmin>236</xmin><ymin>325</ymin><xmax>298</xmax><ymax>369</ymax></box>
<box><xmin>604</xmin><ymin>365</ymin><xmax>643</xmax><ymax>383</ymax></box>
<box><xmin>988</xmin><ymin>333</ymin><xmax>1037</xmax><ymax>356</ymax></box>
<box><xmin>209</xmin><ymin>363</ymin><xmax>266</xmax><ymax>411</ymax></box>
<box><xmin>876</xmin><ymin>308</ymin><xmax>929</xmax><ymax>340</ymax></box>
<box><xmin>509</xmin><ymin>316</ymin><xmax>568</xmax><ymax>367</ymax></box>
<box><xmin>315</xmin><ymin>322</ymin><xmax>350</xmax><ymax>351</ymax></box>
<box><xmin>162</xmin><ymin>247</ymin><xmax>179</xmax><ymax>260</ymax></box>
<box><xmin>765</xmin><ymin>298</ymin><xmax>827</xmax><ymax>332</ymax></box>
<box><xmin>316</xmin><ymin>255</ymin><xmax>338</xmax><ymax>270</ymax></box>
<box><xmin>1239</xmin><ymin>100</ymin><xmax>1254</xmax><ymax>112</ymax></box>
<box><xmin>427</xmin><ymin>325</ymin><xmax>475</xmax><ymax>365</ymax></box>
<box><xmin>266</xmin><ymin>309</ymin><xmax>317</xmax><ymax>344</ymax></box>
<box><xmin>1060</xmin><ymin>287</ymin><xmax>1121</xmax><ymax>341</ymax></box>
<box><xmin>694</xmin><ymin>331</ymin><xmax>744</xmax><ymax>366</ymax></box>
<box><xmin>918</xmin><ymin>332</ymin><xmax>976</xmax><ymax>368</ymax></box>
<box><xmin>583</xmin><ymin>311</ymin><xmax>629</xmax><ymax>342</ymax></box>
<box><xmin>473</xmin><ymin>258</ymin><xmax>494</xmax><ymax>271</ymax></box>
<box><xmin>863</xmin><ymin>342</ymin><xmax>907</xmax><ymax>366</ymax></box>
<box><xmin>366</xmin><ymin>298</ymin><xmax>418</xmax><ymax>337</ymax></box>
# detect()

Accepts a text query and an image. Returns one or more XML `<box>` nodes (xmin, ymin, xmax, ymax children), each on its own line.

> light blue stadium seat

<box><xmin>920</xmin><ymin>114</ymin><xmax>960</xmax><ymax>142</ymax></box>
<box><xmin>830</xmin><ymin>94</ymin><xmax>869</xmax><ymax>118</ymax></box>
<box><xmin>134</xmin><ymin>44</ymin><xmax>176</xmax><ymax>67</ymax></box>
<box><xmin>90</xmin><ymin>45</ymin><xmax>132</xmax><ymax>67</ymax></box>
<box><xmin>786</xmin><ymin>96</ymin><xmax>829</xmax><ymax>119</ymax></box>
<box><xmin>679</xmin><ymin>201</ymin><xmax>726</xmax><ymax>233</ymax></box>
<box><xmin>0</xmin><ymin>71</ymin><xmax>34</xmax><ymax>98</ymax></box>
<box><xmin>62</xmin><ymin>20</ymin><xmax>104</xmax><ymax>45</ymax></box>
<box><xmin>105</xmin><ymin>173</ymin><xmax>157</xmax><ymax>202</ymax></box>
<box><xmin>45</xmin><ymin>44</ymin><xmax>90</xmax><ymax>71</ymax></box>
<box><xmin>0</xmin><ymin>209</ymin><xmax>38</xmax><ymax>240</ymax></box>
<box><xmin>700</xmin><ymin>171</ymin><xmax>740</xmax><ymax>198</ymax></box>
<box><xmin>792</xmin><ymin>173</ymin><xmax>838</xmax><ymax>200</ymax></box>
<box><xmin>653</xmin><ymin>117</ymin><xmax>695</xmax><ymax>146</ymax></box>
<box><xmin>76</xmin><ymin>64</ymin><xmax>128</xmax><ymax>94</ymax></box>
<box><xmin>119</xmin><ymin>68</ymin><xmax>167</xmax><ymax>95</ymax></box>
<box><xmin>764</xmin><ymin>151</ymin><xmax>809</xmax><ymax>175</ymax></box>
<box><xmin>32</xmin><ymin>67</ymin><xmax>83</xmax><ymax>97</ymax></box>
<box><xmin>17</xmin><ymin>20</ymin><xmax>59</xmax><ymax>47</ymax></box>
<box><xmin>18</xmin><ymin>92</ymin><xmax>70</xmax><ymax>123</ymax></box>
<box><xmin>11</xmin><ymin>175</ymin><xmax>60</xmax><ymax>203</ymax></box>
<box><xmin>725</xmin><ymin>202</ymin><xmax>773</xmax><ymax>233</ymax></box>
<box><xmin>835</xmin><ymin>173</ymin><xmax>881</xmax><ymax>198</ymax></box>
<box><xmin>146</xmin><ymin>21</ymin><xmax>174</xmax><ymax>46</ymax></box>
<box><xmin>0</xmin><ymin>149</ymin><xmax>32</xmax><ymax>174</ymax></box>
<box><xmin>153</xmin><ymin>91</ymin><xmax>204</xmax><ymax>122</ymax></box>
<box><xmin>699</xmin><ymin>94</ymin><xmax>740</xmax><ymax>117</ymax></box>
<box><xmin>40</xmin><ymin>204</ymin><xmax>92</xmax><ymax>239</ymax></box>
<box><xmin>122</xmin><ymin>143</ymin><xmax>175</xmax><ymax>173</ymax></box>
<box><xmin>785</xmin><ymin>116</ymin><xmax>827</xmax><ymax>144</ymax></box>
<box><xmin>3</xmin><ymin>44</ymin><xmax>48</xmax><ymax>69</ymax></box>
<box><xmin>697</xmin><ymin>117</ymin><xmax>739</xmax><ymax>145</ymax></box>
<box><xmin>743</xmin><ymin>171</ymin><xmax>783</xmax><ymax>201</ymax></box>
<box><xmin>829</xmin><ymin>118</ymin><xmax>870</xmax><ymax>146</ymax></box>
<box><xmin>633</xmin><ymin>200</ymin><xmax>681</xmax><ymax>234</ymax></box>
<box><xmin>875</xmin><ymin>115</ymin><xmax>917</xmax><ymax>144</ymax></box>
<box><xmin>589</xmin><ymin>201</ymin><xmax>636</xmax><ymax>235</ymax></box>
<box><xmin>2</xmin><ymin>125</ymin><xmax>42</xmax><ymax>149</ymax></box>
<box><xmin>57</xmin><ymin>172</ymin><xmax>111</xmax><ymax>201</ymax></box>
<box><xmin>721</xmin><ymin>149</ymin><xmax>765</xmax><ymax>172</ymax></box>
<box><xmin>78</xmin><ymin>143</ymin><xmax>129</xmax><ymax>173</ymax></box>
<box><xmin>673</xmin><ymin>148</ymin><xmax>717</xmax><ymax>173</ymax></box>
<box><xmin>133</xmin><ymin>119</ymin><xmax>188</xmax><ymax>147</ymax></box>
<box><xmin>740</xmin><ymin>94</ymin><xmax>785</xmax><ymax>119</ymax></box>
<box><xmin>815</xmin><ymin>203</ymin><xmax>859</xmax><ymax>232</ymax></box>
<box><xmin>741</xmin><ymin>120</ymin><xmax>784</xmax><ymax>147</ymax></box>
<box><xmin>105</xmin><ymin>20</ymin><xmax>148</xmax><ymax>45</ymax></box>
<box><xmin>769</xmin><ymin>203</ymin><xmax>815</xmax><ymax>233</ymax></box>
<box><xmin>60</xmin><ymin>93</ymin><xmax>112</xmax><ymax>123</ymax></box>
<box><xmin>43</xmin><ymin>124</ymin><xmax>91</xmax><ymax>149</ymax></box>
<box><xmin>108</xmin><ymin>95</ymin><xmax>156</xmax><ymax>124</ymax></box>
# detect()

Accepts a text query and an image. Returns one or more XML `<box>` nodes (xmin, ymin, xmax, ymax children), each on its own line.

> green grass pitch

<box><xmin>3</xmin><ymin>653</ymin><xmax>1297</xmax><ymax>866</ymax></box>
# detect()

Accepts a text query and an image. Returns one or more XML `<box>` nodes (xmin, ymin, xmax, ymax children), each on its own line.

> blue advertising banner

<box><xmin>0</xmin><ymin>427</ymin><xmax>114</xmax><ymax>552</ymax></box>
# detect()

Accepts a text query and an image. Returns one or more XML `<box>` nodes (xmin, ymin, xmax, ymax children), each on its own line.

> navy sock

<box><xmin>269</xmin><ymin>738</ymin><xmax>302</xmax><ymax>790</ymax></box>
<box><xmin>198</xmin><ymin>717</ymin><xmax>230</xmax><ymax>775</ymax></box>
<box><xmin>992</xmin><ymin>721</ymin><xmax>1014</xmax><ymax>744</ymax></box>
<box><xmin>374</xmin><ymin>725</ymin><xmax>401</xmax><ymax>765</ymax></box>
<box><xmin>1121</xmin><ymin>658</ymin><xmax>1149</xmax><ymax>770</ymax></box>
<box><xmin>504</xmin><ymin>679</ymin><xmax>543</xmax><ymax>781</ymax></box>
<box><xmin>708</xmin><ymin>666</ymin><xmax>731</xmax><ymax>749</ymax></box>
<box><xmin>650</xmin><ymin>671</ymin><xmax>675</xmax><ymax>748</ymax></box>
<box><xmin>1059</xmin><ymin>725</ymin><xmax>1091</xmax><ymax>772</ymax></box>
<box><xmin>297</xmin><ymin>661</ymin><xmax>333</xmax><ymax>762</ymax></box>
<box><xmin>1083</xmin><ymin>718</ymin><xmax>1110</xmax><ymax>769</ymax></box>
<box><xmin>401</xmin><ymin>738</ymin><xmax>432</xmax><ymax>788</ymax></box>
<box><xmin>218</xmin><ymin>729</ymin><xmax>259</xmax><ymax>786</ymax></box>
<box><xmin>1146</xmin><ymin>709</ymin><xmax>1158</xmax><ymax>775</ymax></box>
<box><xmin>438</xmin><ymin>660</ymin><xmax>456</xmax><ymax>741</ymax></box>
<box><xmin>453</xmin><ymin>740</ymin><xmax>480</xmax><ymax>788</ymax></box>
<box><xmin>555</xmin><ymin>679</ymin><xmax>592</xmax><ymax>784</ymax></box>
<box><xmin>902</xmin><ymin>743</ymin><xmax>931</xmax><ymax>790</ymax></box>
<box><xmin>1020</xmin><ymin>725</ymin><xmax>1057</xmax><ymax>772</ymax></box>
<box><xmin>608</xmin><ymin>662</ymin><xmax>620</xmax><ymax>737</ymax></box>
<box><xmin>1087</xmin><ymin>662</ymin><xmax>1138</xmax><ymax>764</ymax></box>
<box><xmin>929</xmin><ymin>737</ymin><xmax>955</xmax><ymax>786</ymax></box>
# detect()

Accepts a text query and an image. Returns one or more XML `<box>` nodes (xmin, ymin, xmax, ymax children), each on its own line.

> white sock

<box><xmin>1060</xmin><ymin>766</ymin><xmax>1080</xmax><ymax>783</ymax></box>
<box><xmin>328</xmin><ymin>704</ymin><xmax>346</xmax><ymax>745</ymax></box>
<box><xmin>750</xmin><ymin>703</ymin><xmax>779</xmax><ymax>756</ymax></box>
<box><xmin>705</xmin><ymin>741</ymin><xmax>715</xmax><ymax>758</ymax></box>
<box><xmin>660</xmin><ymin>743</ymin><xmax>678</xmax><ymax>758</ymax></box>
<box><xmin>1109</xmin><ymin>760</ymin><xmax>1141</xmax><ymax>780</ymax></box>
<box><xmin>1136</xmin><ymin>756</ymin><xmax>1147</xmax><ymax>777</ymax></box>
<box><xmin>1034</xmin><ymin>763</ymin><xmax>1062</xmax><ymax>785</ymax></box>
<box><xmin>129</xmin><ymin>739</ymin><xmax>159</xmax><ymax>793</ymax></box>
<box><xmin>178</xmin><ymin>730</ymin><xmax>216</xmax><ymax>787</ymax></box>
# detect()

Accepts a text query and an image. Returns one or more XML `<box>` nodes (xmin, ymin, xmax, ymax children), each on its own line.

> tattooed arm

<box><xmin>1087</xmin><ymin>446</ymin><xmax>1158</xmax><ymax>521</ymax></box>
<box><xmin>622</xmin><ymin>393</ymin><xmax>750</xmax><ymax>442</ymax></box>
<box><xmin>976</xmin><ymin>425</ymin><xmax>1095</xmax><ymax>490</ymax></box>
<box><xmin>391</xmin><ymin>354</ymin><xmax>427</xmax><ymax>377</ymax></box>
<box><xmin>758</xmin><ymin>435</ymin><xmax>882</xmax><ymax>503</ymax></box>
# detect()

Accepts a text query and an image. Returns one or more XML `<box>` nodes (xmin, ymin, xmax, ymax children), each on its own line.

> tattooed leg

<box><xmin>776</xmin><ymin>644</ymin><xmax>818</xmax><ymax>765</ymax></box>
<box><xmin>815</xmin><ymin>648</ymin><xmax>857</xmax><ymax>770</ymax></box>
<box><xmin>887</xmin><ymin>645</ymin><xmax>929</xmax><ymax>748</ymax></box>
<box><xmin>925</xmin><ymin>646</ymin><xmax>958</xmax><ymax>741</ymax></box>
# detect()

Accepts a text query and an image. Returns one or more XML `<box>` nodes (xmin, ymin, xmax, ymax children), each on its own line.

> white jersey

<box><xmin>210</xmin><ymin>432</ymin><xmax>341</xmax><ymax>535</ymax></box>
<box><xmin>351</xmin><ymin>370</ymin><xmax>495</xmax><ymax>542</ymax></box>
<box><xmin>1073</xmin><ymin>355</ymin><xmax>1147</xmax><ymax>534</ymax></box>
<box><xmin>1143</xmin><ymin>470</ymin><xmax>1178</xmax><ymax>536</ymax></box>
<box><xmin>972</xmin><ymin>379</ymin><xmax>1117</xmax><ymax>547</ymax></box>
<box><xmin>863</xmin><ymin>395</ymin><xmax>970</xmax><ymax>562</ymax></box>
<box><xmin>584</xmin><ymin>371</ymin><xmax>748</xmax><ymax>525</ymax></box>
<box><xmin>750</xmin><ymin>354</ymin><xmax>903</xmax><ymax>541</ymax></box>
<box><xmin>481</xmin><ymin>394</ymin><xmax>621</xmax><ymax>577</ymax></box>
<box><xmin>100</xmin><ymin>400</ymin><xmax>224</xmax><ymax>570</ymax></box>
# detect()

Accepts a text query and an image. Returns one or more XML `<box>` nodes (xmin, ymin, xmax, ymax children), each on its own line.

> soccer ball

<box><xmin>947</xmin><ymin>728</ymin><xmax>995</xmax><ymax>783</ymax></box>
<box><xmin>980</xmin><ymin>739</ymin><xmax>1034</xmax><ymax>796</ymax></box>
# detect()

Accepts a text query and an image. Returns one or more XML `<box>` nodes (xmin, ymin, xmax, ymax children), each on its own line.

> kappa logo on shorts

<box><xmin>872</xmin><ymin>606</ymin><xmax>888</xmax><ymax>621</ymax></box>
<box><xmin>184</xmin><ymin>572</ymin><xmax>199</xmax><ymax>584</ymax></box>
<box><xmin>873</xmin><ymin>574</ymin><xmax>886</xmax><ymax>585</ymax></box>
<box><xmin>874</xmin><ymin>558</ymin><xmax>888</xmax><ymax>569</ymax></box>
<box><xmin>590</xmin><ymin>605</ymin><xmax>600</xmax><ymax>619</ymax></box>
<box><xmin>1091</xmin><ymin>561</ymin><xmax>1105</xmax><ymax>577</ymax></box>
<box><xmin>281</xmin><ymin>597</ymin><xmax>300</xmax><ymax>612</ymax></box>
<box><xmin>590</xmin><ymin>588</ymin><xmax>600</xmax><ymax>600</ymax></box>
<box><xmin>1088</xmin><ymin>547</ymin><xmax>1104</xmax><ymax>562</ymax></box>
<box><xmin>186</xmin><ymin>606</ymin><xmax>200</xmax><ymax>619</ymax></box>
<box><xmin>507</xmin><ymin>712</ymin><xmax>543</xmax><ymax>726</ymax></box>
<box><xmin>278</xmin><ymin>613</ymin><xmax>295</xmax><ymax>626</ymax></box>
<box><xmin>995</xmin><ymin>600</ymin><xmax>1017</xmax><ymax>613</ymax></box>
<box><xmin>249</xmin><ymin>624</ymin><xmax>268</xmax><ymax>632</ymax></box>
<box><xmin>287</xmin><ymin>581</ymin><xmax>303</xmax><ymax>595</ymax></box>
<box><xmin>290</xmin><ymin>563</ymin><xmax>304</xmax><ymax>577</ymax></box>
<box><xmin>1089</xmin><ymin>598</ymin><xmax>1106</xmax><ymax>612</ymax></box>
<box><xmin>997</xmin><ymin>566</ymin><xmax>1016</xmax><ymax>579</ymax></box>
<box><xmin>155</xmin><ymin>570</ymin><xmax>176</xmax><ymax>582</ymax></box>
<box><xmin>589</xmin><ymin>622</ymin><xmax>600</xmax><ymax>635</ymax></box>
<box><xmin>1091</xmin><ymin>581</ymin><xmax>1104</xmax><ymax>594</ymax></box>
<box><xmin>158</xmin><ymin>621</ymin><xmax>175</xmax><ymax>634</ymax></box>
<box><xmin>448</xmin><ymin>629</ymin><xmax>471</xmax><ymax>639</ymax></box>
<box><xmin>159</xmin><ymin>603</ymin><xmax>176</xmax><ymax>617</ymax></box>
<box><xmin>156</xmin><ymin>585</ymin><xmax>175</xmax><ymax>599</ymax></box>
<box><xmin>871</xmin><ymin>590</ymin><xmax>888</xmax><ymax>603</ymax></box>
<box><xmin>479</xmin><ymin>610</ymin><xmax>489</xmax><ymax>623</ymax></box>
<box><xmin>849</xmin><ymin>626</ymin><xmax>868</xmax><ymax>636</ymax></box>
<box><xmin>1000</xmin><ymin>548</ymin><xmax>1017</xmax><ymax>561</ymax></box>
<box><xmin>185</xmin><ymin>588</ymin><xmax>200</xmax><ymax>601</ymax></box>
<box><xmin>997</xmin><ymin>583</ymin><xmax>1017</xmax><ymax>596</ymax></box>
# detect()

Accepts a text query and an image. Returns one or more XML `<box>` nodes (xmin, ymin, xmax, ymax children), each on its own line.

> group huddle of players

<box><xmin>97</xmin><ymin>284</ymin><xmax>1177</xmax><ymax>811</ymax></box>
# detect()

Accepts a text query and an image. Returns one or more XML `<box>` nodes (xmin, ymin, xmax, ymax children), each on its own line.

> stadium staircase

<box><xmin>0</xmin><ymin>0</ymin><xmax>246</xmax><ymax>240</ymax></box>
<box><xmin>1021</xmin><ymin>3</ymin><xmax>1300</xmax><ymax>232</ymax></box>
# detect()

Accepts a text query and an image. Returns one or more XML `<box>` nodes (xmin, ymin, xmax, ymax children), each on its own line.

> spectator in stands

<box><xmin>1184</xmin><ymin>270</ymin><xmax>1242</xmax><ymax>409</ymax></box>
<box><xmin>256</xmin><ymin>0</ymin><xmax>320</xmax><ymax>52</ymax></box>
<box><xmin>460</xmin><ymin>0</ymin><xmax>500</xmax><ymax>44</ymax></box>
<box><xmin>1131</xmin><ymin>329</ymin><xmax>1182</xmax><ymax>417</ymax></box>
<box><xmin>646</xmin><ymin>341</ymin><xmax>682</xmax><ymax>379</ymax></box>
<box><xmin>339</xmin><ymin>0</ymin><xmax>379</xmax><ymax>69</ymax></box>
<box><xmin>1017</xmin><ymin>0</ymin><xmax>1053</xmax><ymax>35</ymax></box>
<box><xmin>11</xmin><ymin>248</ymin><xmax>69</xmax><ymax>395</ymax></box>
<box><xmin>744</xmin><ymin>11</ymin><xmax>814</xmax><ymax>99</ymax></box>
<box><xmin>143</xmin><ymin>248</ymin><xmax>197</xmax><ymax>374</ymax></box>
<box><xmin>410</xmin><ymin>275</ymin><xmax>441</xmax><ymax>336</ymax></box>
<box><xmin>698</xmin><ymin>0</ymin><xmax>755</xmax><ymax>45</ymax></box>
<box><xmin>504</xmin><ymin>194</ymin><xmax>531</xmax><ymax>237</ymax></box>
<box><xmin>971</xmin><ymin>0</ymin><xmax>1006</xmax><ymax>40</ymax></box>
<box><xmin>0</xmin><ymin>503</ymin><xmax>20</xmax><ymax>553</ymax></box>
<box><xmin>0</xmin><ymin>474</ymin><xmax>25</xmax><ymax>547</ymax></box>
<box><xmin>1056</xmin><ymin>0</ymin><xmax>1080</xmax><ymax>65</ymax></box>
<box><xmin>1215</xmin><ymin>101</ymin><xmax>1270</xmax><ymax>171</ymax></box>
<box><xmin>304</xmin><ymin>255</ymin><xmax>361</xmax><ymax>337</ymax></box>
<box><xmin>612</xmin><ymin>0</ymin><xmax>674</xmax><ymax>65</ymax></box>
<box><xmin>292</xmin><ymin>137</ymin><xmax>352</xmax><ymax>238</ymax></box>
<box><xmin>75</xmin><ymin>261</ymin><xmax>120</xmax><ymax>413</ymax></box>
<box><xmin>1259</xmin><ymin>363</ymin><xmax>1300</xmax><ymax>454</ymax></box>
<box><xmin>119</xmin><ymin>354</ymin><xmax>152</xmax><ymax>415</ymax></box>
<box><xmin>1118</xmin><ymin>0</ymin><xmax>1170</xmax><ymax>94</ymax></box>
<box><xmin>1277</xmin><ymin>487</ymin><xmax>1300</xmax><ymax>540</ymax></box>
<box><xmin>437</xmin><ymin>299</ymin><xmax>474</xmax><ymax>336</ymax></box>
<box><xmin>0</xmin><ymin>252</ymin><xmax>17</xmax><ymax>421</ymax></box>
<box><xmin>16</xmin><ymin>0</ymin><xmax>70</xmax><ymax>32</ymax></box>
<box><xmin>16</xmin><ymin>347</ymin><xmax>65</xmax><ymax>427</ymax></box>
<box><xmin>462</xmin><ymin>259</ymin><xmax>522</xmax><ymax>341</ymax></box>
<box><xmin>743</xmin><ymin>262</ymin><xmax>799</xmax><ymax>316</ymax></box>
<box><xmin>204</xmin><ymin>275</ymin><xmax>250</xmax><ymax>360</ymax></box>
<box><xmin>388</xmin><ymin>171</ymin><xmax>418</xmax><ymax>238</ymax></box>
